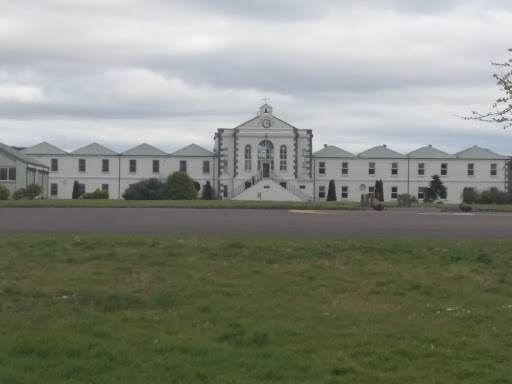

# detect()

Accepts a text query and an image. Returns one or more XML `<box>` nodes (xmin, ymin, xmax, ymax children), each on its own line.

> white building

<box><xmin>1</xmin><ymin>103</ymin><xmax>510</xmax><ymax>203</ymax></box>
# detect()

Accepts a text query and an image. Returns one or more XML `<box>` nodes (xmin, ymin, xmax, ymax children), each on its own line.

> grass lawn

<box><xmin>1</xmin><ymin>235</ymin><xmax>511</xmax><ymax>383</ymax></box>
<box><xmin>1</xmin><ymin>198</ymin><xmax>512</xmax><ymax>212</ymax></box>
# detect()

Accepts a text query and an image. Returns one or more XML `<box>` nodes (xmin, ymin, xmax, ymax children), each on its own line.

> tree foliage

<box><xmin>166</xmin><ymin>171</ymin><xmax>197</xmax><ymax>200</ymax></box>
<box><xmin>423</xmin><ymin>175</ymin><xmax>447</xmax><ymax>203</ymax></box>
<box><xmin>72</xmin><ymin>181</ymin><xmax>80</xmax><ymax>199</ymax></box>
<box><xmin>326</xmin><ymin>180</ymin><xmax>337</xmax><ymax>201</ymax></box>
<box><xmin>459</xmin><ymin>48</ymin><xmax>512</xmax><ymax>129</ymax></box>
<box><xmin>25</xmin><ymin>183</ymin><xmax>42</xmax><ymax>200</ymax></box>
<box><xmin>82</xmin><ymin>188</ymin><xmax>109</xmax><ymax>199</ymax></box>
<box><xmin>374</xmin><ymin>179</ymin><xmax>384</xmax><ymax>202</ymax></box>
<box><xmin>0</xmin><ymin>183</ymin><xmax>10</xmax><ymax>200</ymax></box>
<box><xmin>122</xmin><ymin>178</ymin><xmax>166</xmax><ymax>200</ymax></box>
<box><xmin>201</xmin><ymin>181</ymin><xmax>213</xmax><ymax>200</ymax></box>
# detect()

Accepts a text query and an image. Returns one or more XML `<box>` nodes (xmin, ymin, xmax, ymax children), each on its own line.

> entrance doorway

<box><xmin>262</xmin><ymin>162</ymin><xmax>270</xmax><ymax>178</ymax></box>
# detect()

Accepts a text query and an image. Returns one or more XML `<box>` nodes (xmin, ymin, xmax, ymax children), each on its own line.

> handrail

<box><xmin>270</xmin><ymin>171</ymin><xmax>312</xmax><ymax>201</ymax></box>
<box><xmin>229</xmin><ymin>171</ymin><xmax>262</xmax><ymax>198</ymax></box>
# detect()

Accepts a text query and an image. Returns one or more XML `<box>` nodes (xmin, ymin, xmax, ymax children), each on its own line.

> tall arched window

<box><xmin>257</xmin><ymin>140</ymin><xmax>274</xmax><ymax>171</ymax></box>
<box><xmin>244</xmin><ymin>144</ymin><xmax>252</xmax><ymax>171</ymax></box>
<box><xmin>280</xmin><ymin>145</ymin><xmax>287</xmax><ymax>171</ymax></box>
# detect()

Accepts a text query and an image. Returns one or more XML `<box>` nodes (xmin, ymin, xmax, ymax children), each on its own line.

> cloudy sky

<box><xmin>1</xmin><ymin>0</ymin><xmax>511</xmax><ymax>155</ymax></box>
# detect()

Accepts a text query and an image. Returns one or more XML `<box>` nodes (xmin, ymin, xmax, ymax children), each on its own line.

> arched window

<box><xmin>257</xmin><ymin>140</ymin><xmax>274</xmax><ymax>171</ymax></box>
<box><xmin>244</xmin><ymin>144</ymin><xmax>252</xmax><ymax>171</ymax></box>
<box><xmin>280</xmin><ymin>145</ymin><xmax>287</xmax><ymax>171</ymax></box>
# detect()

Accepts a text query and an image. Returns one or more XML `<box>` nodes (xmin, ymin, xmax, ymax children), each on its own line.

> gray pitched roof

<box><xmin>407</xmin><ymin>145</ymin><xmax>455</xmax><ymax>159</ymax></box>
<box><xmin>0</xmin><ymin>142</ymin><xmax>48</xmax><ymax>168</ymax></box>
<box><xmin>22</xmin><ymin>142</ymin><xmax>68</xmax><ymax>155</ymax></box>
<box><xmin>71</xmin><ymin>143</ymin><xmax>118</xmax><ymax>156</ymax></box>
<box><xmin>171</xmin><ymin>143</ymin><xmax>215</xmax><ymax>157</ymax></box>
<box><xmin>122</xmin><ymin>143</ymin><xmax>168</xmax><ymax>156</ymax></box>
<box><xmin>314</xmin><ymin>145</ymin><xmax>356</xmax><ymax>158</ymax></box>
<box><xmin>358</xmin><ymin>145</ymin><xmax>406</xmax><ymax>158</ymax></box>
<box><xmin>454</xmin><ymin>146</ymin><xmax>508</xmax><ymax>159</ymax></box>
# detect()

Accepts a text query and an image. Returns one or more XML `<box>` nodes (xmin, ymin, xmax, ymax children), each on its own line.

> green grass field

<box><xmin>1</xmin><ymin>235</ymin><xmax>511</xmax><ymax>383</ymax></box>
<box><xmin>1</xmin><ymin>198</ymin><xmax>511</xmax><ymax>212</ymax></box>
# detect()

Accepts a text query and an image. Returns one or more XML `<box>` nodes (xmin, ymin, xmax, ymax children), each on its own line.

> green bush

<box><xmin>0</xmin><ymin>183</ymin><xmax>10</xmax><ymax>200</ymax></box>
<box><xmin>327</xmin><ymin>180</ymin><xmax>337</xmax><ymax>201</ymax></box>
<box><xmin>165</xmin><ymin>171</ymin><xmax>197</xmax><ymax>200</ymax></box>
<box><xmin>193</xmin><ymin>181</ymin><xmax>201</xmax><ymax>192</ymax></box>
<box><xmin>475</xmin><ymin>187</ymin><xmax>512</xmax><ymax>204</ymax></box>
<box><xmin>82</xmin><ymin>189</ymin><xmax>109</xmax><ymax>199</ymax></box>
<box><xmin>25</xmin><ymin>184</ymin><xmax>42</xmax><ymax>200</ymax></box>
<box><xmin>201</xmin><ymin>181</ymin><xmax>213</xmax><ymax>200</ymax></box>
<box><xmin>123</xmin><ymin>178</ymin><xmax>166</xmax><ymax>200</ymax></box>
<box><xmin>72</xmin><ymin>181</ymin><xmax>80</xmax><ymax>199</ymax></box>
<box><xmin>12</xmin><ymin>188</ymin><xmax>26</xmax><ymax>200</ymax></box>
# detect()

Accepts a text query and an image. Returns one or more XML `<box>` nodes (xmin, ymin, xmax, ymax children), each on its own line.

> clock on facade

<box><xmin>262</xmin><ymin>118</ymin><xmax>272</xmax><ymax>128</ymax></box>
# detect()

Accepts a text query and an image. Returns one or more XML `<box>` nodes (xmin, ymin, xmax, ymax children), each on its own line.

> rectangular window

<box><xmin>418</xmin><ymin>187</ymin><xmax>427</xmax><ymax>200</ymax></box>
<box><xmin>102</xmin><ymin>159</ymin><xmax>109</xmax><ymax>173</ymax></box>
<box><xmin>153</xmin><ymin>160</ymin><xmax>160</xmax><ymax>173</ymax></box>
<box><xmin>319</xmin><ymin>162</ymin><xmax>326</xmax><ymax>175</ymax></box>
<box><xmin>245</xmin><ymin>159</ymin><xmax>251</xmax><ymax>171</ymax></box>
<box><xmin>102</xmin><ymin>184</ymin><xmax>109</xmax><ymax>193</ymax></box>
<box><xmin>79</xmin><ymin>184</ymin><xmax>85</xmax><ymax>196</ymax></box>
<box><xmin>78</xmin><ymin>159</ymin><xmax>86</xmax><ymax>172</ymax></box>
<box><xmin>369</xmin><ymin>162</ymin><xmax>375</xmax><ymax>175</ymax></box>
<box><xmin>300</xmin><ymin>185</ymin><xmax>306</xmax><ymax>189</ymax></box>
<box><xmin>319</xmin><ymin>186</ymin><xmax>326</xmax><ymax>199</ymax></box>
<box><xmin>280</xmin><ymin>159</ymin><xmax>287</xmax><ymax>171</ymax></box>
<box><xmin>50</xmin><ymin>183</ymin><xmax>58</xmax><ymax>197</ymax></box>
<box><xmin>341</xmin><ymin>186</ymin><xmax>348</xmax><ymax>199</ymax></box>
<box><xmin>369</xmin><ymin>186</ymin><xmax>375</xmax><ymax>194</ymax></box>
<box><xmin>51</xmin><ymin>158</ymin><xmax>58</xmax><ymax>172</ymax></box>
<box><xmin>490</xmin><ymin>163</ymin><xmax>497</xmax><ymax>176</ymax></box>
<box><xmin>203</xmin><ymin>160</ymin><xmax>210</xmax><ymax>174</ymax></box>
<box><xmin>341</xmin><ymin>162</ymin><xmax>349</xmax><ymax>175</ymax></box>
<box><xmin>0</xmin><ymin>168</ymin><xmax>7</xmax><ymax>180</ymax></box>
<box><xmin>467</xmin><ymin>163</ymin><xmax>474</xmax><ymax>176</ymax></box>
<box><xmin>391</xmin><ymin>186</ymin><xmax>398</xmax><ymax>200</ymax></box>
<box><xmin>223</xmin><ymin>185</ymin><xmax>228</xmax><ymax>198</ymax></box>
<box><xmin>8</xmin><ymin>168</ymin><xmax>16</xmax><ymax>181</ymax></box>
<box><xmin>129</xmin><ymin>159</ymin><xmax>136</xmax><ymax>173</ymax></box>
<box><xmin>441</xmin><ymin>163</ymin><xmax>447</xmax><ymax>176</ymax></box>
<box><xmin>180</xmin><ymin>160</ymin><xmax>187</xmax><ymax>173</ymax></box>
<box><xmin>418</xmin><ymin>163</ymin><xmax>425</xmax><ymax>176</ymax></box>
<box><xmin>391</xmin><ymin>162</ymin><xmax>398</xmax><ymax>176</ymax></box>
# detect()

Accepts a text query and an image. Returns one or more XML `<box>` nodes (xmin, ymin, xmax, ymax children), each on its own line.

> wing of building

<box><xmin>1</xmin><ymin>104</ymin><xmax>510</xmax><ymax>202</ymax></box>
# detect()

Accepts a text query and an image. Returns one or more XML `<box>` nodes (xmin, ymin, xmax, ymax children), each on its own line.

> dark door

<box><xmin>263</xmin><ymin>162</ymin><xmax>270</xmax><ymax>178</ymax></box>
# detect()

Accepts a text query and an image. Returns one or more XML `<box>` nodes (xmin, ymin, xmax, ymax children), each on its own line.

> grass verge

<box><xmin>1</xmin><ymin>235</ymin><xmax>511</xmax><ymax>383</ymax></box>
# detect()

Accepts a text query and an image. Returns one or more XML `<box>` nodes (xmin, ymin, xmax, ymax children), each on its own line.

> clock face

<box><xmin>262</xmin><ymin>118</ymin><xmax>272</xmax><ymax>128</ymax></box>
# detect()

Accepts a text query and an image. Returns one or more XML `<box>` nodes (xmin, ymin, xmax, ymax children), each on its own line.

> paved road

<box><xmin>0</xmin><ymin>208</ymin><xmax>511</xmax><ymax>238</ymax></box>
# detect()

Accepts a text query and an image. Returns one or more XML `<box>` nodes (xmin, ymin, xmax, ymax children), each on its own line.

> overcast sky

<box><xmin>1</xmin><ymin>0</ymin><xmax>511</xmax><ymax>155</ymax></box>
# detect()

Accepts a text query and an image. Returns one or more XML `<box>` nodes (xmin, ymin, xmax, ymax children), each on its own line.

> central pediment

<box><xmin>235</xmin><ymin>104</ymin><xmax>298</xmax><ymax>131</ymax></box>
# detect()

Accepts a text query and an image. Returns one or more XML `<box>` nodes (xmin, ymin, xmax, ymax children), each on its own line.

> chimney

<box><xmin>324</xmin><ymin>144</ymin><xmax>328</xmax><ymax>148</ymax></box>
<box><xmin>383</xmin><ymin>144</ymin><xmax>387</xmax><ymax>148</ymax></box>
<box><xmin>428</xmin><ymin>144</ymin><xmax>432</xmax><ymax>147</ymax></box>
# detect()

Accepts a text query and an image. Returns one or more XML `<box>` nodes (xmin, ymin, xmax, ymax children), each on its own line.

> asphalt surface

<box><xmin>0</xmin><ymin>208</ymin><xmax>511</xmax><ymax>238</ymax></box>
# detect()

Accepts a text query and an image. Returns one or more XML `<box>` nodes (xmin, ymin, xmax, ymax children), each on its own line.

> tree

<box><xmin>165</xmin><ymin>171</ymin><xmax>197</xmax><ymax>200</ymax></box>
<box><xmin>0</xmin><ymin>183</ymin><xmax>10</xmax><ymax>200</ymax></box>
<box><xmin>72</xmin><ymin>181</ymin><xmax>80</xmax><ymax>199</ymax></box>
<box><xmin>122</xmin><ymin>178</ymin><xmax>165</xmax><ymax>200</ymax></box>
<box><xmin>25</xmin><ymin>183</ymin><xmax>42</xmax><ymax>200</ymax></box>
<box><xmin>201</xmin><ymin>181</ymin><xmax>213</xmax><ymax>200</ymax></box>
<box><xmin>423</xmin><ymin>175</ymin><xmax>447</xmax><ymax>203</ymax></box>
<box><xmin>459</xmin><ymin>48</ymin><xmax>512</xmax><ymax>129</ymax></box>
<box><xmin>326</xmin><ymin>180</ymin><xmax>337</xmax><ymax>201</ymax></box>
<box><xmin>193</xmin><ymin>181</ymin><xmax>201</xmax><ymax>192</ymax></box>
<box><xmin>374</xmin><ymin>179</ymin><xmax>384</xmax><ymax>202</ymax></box>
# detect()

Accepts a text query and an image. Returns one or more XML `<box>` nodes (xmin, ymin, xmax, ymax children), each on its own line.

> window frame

<box><xmin>152</xmin><ymin>160</ymin><xmax>160</xmax><ymax>173</ymax></box>
<box><xmin>318</xmin><ymin>185</ymin><xmax>326</xmax><ymax>199</ymax></box>
<box><xmin>319</xmin><ymin>162</ymin><xmax>326</xmax><ymax>175</ymax></box>
<box><xmin>391</xmin><ymin>162</ymin><xmax>398</xmax><ymax>176</ymax></box>
<box><xmin>369</xmin><ymin>162</ymin><xmax>376</xmax><ymax>175</ymax></box>
<box><xmin>441</xmin><ymin>163</ymin><xmax>447</xmax><ymax>176</ymax></box>
<box><xmin>78</xmin><ymin>159</ymin><xmax>86</xmax><ymax>173</ymax></box>
<box><xmin>418</xmin><ymin>163</ymin><xmax>425</xmax><ymax>176</ymax></box>
<box><xmin>50</xmin><ymin>183</ymin><xmax>58</xmax><ymax>197</ymax></box>
<box><xmin>490</xmin><ymin>163</ymin><xmax>497</xmax><ymax>176</ymax></box>
<box><xmin>102</xmin><ymin>159</ymin><xmax>109</xmax><ymax>173</ymax></box>
<box><xmin>51</xmin><ymin>158</ymin><xmax>58</xmax><ymax>172</ymax></box>
<box><xmin>129</xmin><ymin>159</ymin><xmax>137</xmax><ymax>173</ymax></box>
<box><xmin>244</xmin><ymin>144</ymin><xmax>252</xmax><ymax>171</ymax></box>
<box><xmin>341</xmin><ymin>186</ymin><xmax>348</xmax><ymax>199</ymax></box>
<box><xmin>341</xmin><ymin>162</ymin><xmax>349</xmax><ymax>175</ymax></box>
<box><xmin>203</xmin><ymin>160</ymin><xmax>210</xmax><ymax>174</ymax></box>
<box><xmin>467</xmin><ymin>163</ymin><xmax>474</xmax><ymax>176</ymax></box>
<box><xmin>391</xmin><ymin>186</ymin><xmax>398</xmax><ymax>200</ymax></box>
<box><xmin>180</xmin><ymin>160</ymin><xmax>187</xmax><ymax>173</ymax></box>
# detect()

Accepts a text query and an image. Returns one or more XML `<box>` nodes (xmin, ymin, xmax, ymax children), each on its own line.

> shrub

<box><xmin>0</xmin><ymin>183</ymin><xmax>10</xmax><ymax>200</ymax></box>
<box><xmin>12</xmin><ymin>188</ymin><xmax>26</xmax><ymax>200</ymax></box>
<box><xmin>327</xmin><ymin>180</ymin><xmax>337</xmax><ymax>201</ymax></box>
<box><xmin>123</xmin><ymin>178</ymin><xmax>165</xmax><ymax>200</ymax></box>
<box><xmin>72</xmin><ymin>181</ymin><xmax>80</xmax><ymax>199</ymax></box>
<box><xmin>25</xmin><ymin>183</ymin><xmax>42</xmax><ymax>200</ymax></box>
<box><xmin>165</xmin><ymin>171</ymin><xmax>197</xmax><ymax>200</ymax></box>
<box><xmin>193</xmin><ymin>181</ymin><xmax>201</xmax><ymax>192</ymax></box>
<box><xmin>201</xmin><ymin>181</ymin><xmax>213</xmax><ymax>200</ymax></box>
<box><xmin>409</xmin><ymin>195</ymin><xmax>418</xmax><ymax>203</ymax></box>
<box><xmin>374</xmin><ymin>180</ymin><xmax>384</xmax><ymax>202</ymax></box>
<box><xmin>475</xmin><ymin>187</ymin><xmax>512</xmax><ymax>204</ymax></box>
<box><xmin>82</xmin><ymin>188</ymin><xmax>109</xmax><ymax>199</ymax></box>
<box><xmin>462</xmin><ymin>187</ymin><xmax>478</xmax><ymax>204</ymax></box>
<box><xmin>423</xmin><ymin>175</ymin><xmax>447</xmax><ymax>203</ymax></box>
